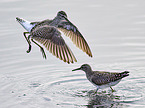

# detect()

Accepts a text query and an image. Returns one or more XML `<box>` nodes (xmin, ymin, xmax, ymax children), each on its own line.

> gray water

<box><xmin>0</xmin><ymin>0</ymin><xmax>145</xmax><ymax>108</ymax></box>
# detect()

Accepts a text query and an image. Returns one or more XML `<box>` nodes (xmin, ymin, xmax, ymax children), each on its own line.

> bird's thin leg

<box><xmin>31</xmin><ymin>39</ymin><xmax>47</xmax><ymax>59</ymax></box>
<box><xmin>93</xmin><ymin>88</ymin><xmax>98</xmax><ymax>95</ymax></box>
<box><xmin>110</xmin><ymin>87</ymin><xmax>115</xmax><ymax>92</ymax></box>
<box><xmin>23</xmin><ymin>32</ymin><xmax>32</xmax><ymax>53</ymax></box>
<box><xmin>26</xmin><ymin>35</ymin><xmax>32</xmax><ymax>53</ymax></box>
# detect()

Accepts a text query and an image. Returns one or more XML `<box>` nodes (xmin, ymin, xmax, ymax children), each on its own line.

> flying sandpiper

<box><xmin>16</xmin><ymin>11</ymin><xmax>92</xmax><ymax>63</ymax></box>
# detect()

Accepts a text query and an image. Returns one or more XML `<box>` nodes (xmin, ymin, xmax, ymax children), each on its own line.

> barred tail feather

<box><xmin>16</xmin><ymin>17</ymin><xmax>35</xmax><ymax>32</ymax></box>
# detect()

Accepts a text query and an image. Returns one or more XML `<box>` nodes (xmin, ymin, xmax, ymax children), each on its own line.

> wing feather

<box><xmin>31</xmin><ymin>25</ymin><xmax>77</xmax><ymax>63</ymax></box>
<box><xmin>58</xmin><ymin>20</ymin><xmax>92</xmax><ymax>57</ymax></box>
<box><xmin>91</xmin><ymin>72</ymin><xmax>128</xmax><ymax>85</ymax></box>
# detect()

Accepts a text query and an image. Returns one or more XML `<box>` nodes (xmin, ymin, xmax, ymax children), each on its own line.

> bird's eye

<box><xmin>82</xmin><ymin>66</ymin><xmax>86</xmax><ymax>70</ymax></box>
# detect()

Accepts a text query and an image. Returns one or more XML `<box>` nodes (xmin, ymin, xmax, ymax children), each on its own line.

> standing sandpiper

<box><xmin>16</xmin><ymin>11</ymin><xmax>92</xmax><ymax>63</ymax></box>
<box><xmin>72</xmin><ymin>64</ymin><xmax>129</xmax><ymax>93</ymax></box>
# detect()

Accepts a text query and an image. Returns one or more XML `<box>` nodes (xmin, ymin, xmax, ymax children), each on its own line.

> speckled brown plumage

<box><xmin>30</xmin><ymin>11</ymin><xmax>93</xmax><ymax>57</ymax></box>
<box><xmin>30</xmin><ymin>25</ymin><xmax>77</xmax><ymax>63</ymax></box>
<box><xmin>72</xmin><ymin>64</ymin><xmax>129</xmax><ymax>92</ymax></box>
<box><xmin>16</xmin><ymin>11</ymin><xmax>92</xmax><ymax>63</ymax></box>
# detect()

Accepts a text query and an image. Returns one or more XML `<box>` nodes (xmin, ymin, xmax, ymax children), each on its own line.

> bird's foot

<box><xmin>91</xmin><ymin>89</ymin><xmax>98</xmax><ymax>96</ymax></box>
<box><xmin>110</xmin><ymin>87</ymin><xmax>116</xmax><ymax>92</ymax></box>
<box><xmin>26</xmin><ymin>45</ymin><xmax>31</xmax><ymax>53</ymax></box>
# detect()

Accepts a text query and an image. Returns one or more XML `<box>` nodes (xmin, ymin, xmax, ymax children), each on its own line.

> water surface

<box><xmin>0</xmin><ymin>0</ymin><xmax>145</xmax><ymax>108</ymax></box>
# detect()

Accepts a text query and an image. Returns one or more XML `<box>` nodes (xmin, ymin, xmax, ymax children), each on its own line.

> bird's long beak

<box><xmin>72</xmin><ymin>67</ymin><xmax>81</xmax><ymax>71</ymax></box>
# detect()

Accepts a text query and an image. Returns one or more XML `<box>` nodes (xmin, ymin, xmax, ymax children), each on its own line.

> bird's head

<box><xmin>57</xmin><ymin>11</ymin><xmax>67</xmax><ymax>18</ymax></box>
<box><xmin>72</xmin><ymin>64</ymin><xmax>92</xmax><ymax>73</ymax></box>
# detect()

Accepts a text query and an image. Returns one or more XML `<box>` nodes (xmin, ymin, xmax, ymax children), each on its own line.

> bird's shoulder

<box><xmin>31</xmin><ymin>19</ymin><xmax>53</xmax><ymax>32</ymax></box>
<box><xmin>93</xmin><ymin>71</ymin><xmax>112</xmax><ymax>76</ymax></box>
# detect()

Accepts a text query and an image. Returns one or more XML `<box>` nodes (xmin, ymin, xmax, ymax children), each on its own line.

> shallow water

<box><xmin>1</xmin><ymin>0</ymin><xmax>145</xmax><ymax>108</ymax></box>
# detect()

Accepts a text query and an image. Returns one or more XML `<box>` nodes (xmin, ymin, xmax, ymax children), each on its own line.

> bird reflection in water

<box><xmin>75</xmin><ymin>90</ymin><xmax>123</xmax><ymax>108</ymax></box>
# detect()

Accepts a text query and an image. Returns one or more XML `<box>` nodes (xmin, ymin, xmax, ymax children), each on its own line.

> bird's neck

<box><xmin>50</xmin><ymin>16</ymin><xmax>66</xmax><ymax>26</ymax></box>
<box><xmin>85</xmin><ymin>69</ymin><xmax>93</xmax><ymax>79</ymax></box>
<box><xmin>49</xmin><ymin>17</ymin><xmax>61</xmax><ymax>26</ymax></box>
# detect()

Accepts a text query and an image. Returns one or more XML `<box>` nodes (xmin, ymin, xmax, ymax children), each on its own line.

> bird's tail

<box><xmin>16</xmin><ymin>17</ymin><xmax>35</xmax><ymax>32</ymax></box>
<box><xmin>120</xmin><ymin>71</ymin><xmax>129</xmax><ymax>77</ymax></box>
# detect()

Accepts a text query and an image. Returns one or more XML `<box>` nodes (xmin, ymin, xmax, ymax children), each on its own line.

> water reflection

<box><xmin>75</xmin><ymin>89</ymin><xmax>123</xmax><ymax>108</ymax></box>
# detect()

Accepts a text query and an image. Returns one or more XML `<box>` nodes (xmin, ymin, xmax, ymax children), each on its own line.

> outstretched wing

<box><xmin>31</xmin><ymin>25</ymin><xmax>77</xmax><ymax>63</ymax></box>
<box><xmin>57</xmin><ymin>18</ymin><xmax>92</xmax><ymax>57</ymax></box>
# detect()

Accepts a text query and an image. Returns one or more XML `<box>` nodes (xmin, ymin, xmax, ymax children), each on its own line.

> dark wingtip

<box><xmin>87</xmin><ymin>52</ymin><xmax>93</xmax><ymax>57</ymax></box>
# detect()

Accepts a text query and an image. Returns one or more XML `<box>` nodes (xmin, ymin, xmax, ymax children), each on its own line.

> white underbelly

<box><xmin>91</xmin><ymin>79</ymin><xmax>121</xmax><ymax>89</ymax></box>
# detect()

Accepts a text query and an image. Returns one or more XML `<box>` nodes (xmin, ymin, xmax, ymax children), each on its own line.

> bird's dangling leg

<box><xmin>31</xmin><ymin>39</ymin><xmax>47</xmax><ymax>59</ymax></box>
<box><xmin>23</xmin><ymin>32</ymin><xmax>32</xmax><ymax>53</ymax></box>
<box><xmin>26</xmin><ymin>35</ymin><xmax>32</xmax><ymax>53</ymax></box>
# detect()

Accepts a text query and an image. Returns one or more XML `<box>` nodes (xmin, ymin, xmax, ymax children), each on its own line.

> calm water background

<box><xmin>0</xmin><ymin>0</ymin><xmax>145</xmax><ymax>108</ymax></box>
